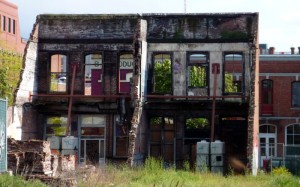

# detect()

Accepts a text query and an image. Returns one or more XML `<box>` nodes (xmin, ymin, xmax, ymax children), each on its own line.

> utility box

<box><xmin>47</xmin><ymin>136</ymin><xmax>61</xmax><ymax>150</ymax></box>
<box><xmin>62</xmin><ymin>136</ymin><xmax>78</xmax><ymax>150</ymax></box>
<box><xmin>196</xmin><ymin>140</ymin><xmax>210</xmax><ymax>172</ymax></box>
<box><xmin>210</xmin><ymin>140</ymin><xmax>225</xmax><ymax>174</ymax></box>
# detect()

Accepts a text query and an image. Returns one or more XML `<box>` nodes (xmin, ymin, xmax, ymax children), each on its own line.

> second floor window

<box><xmin>152</xmin><ymin>53</ymin><xmax>172</xmax><ymax>94</ymax></box>
<box><xmin>119</xmin><ymin>54</ymin><xmax>133</xmax><ymax>93</ymax></box>
<box><xmin>85</xmin><ymin>54</ymin><xmax>103</xmax><ymax>95</ymax></box>
<box><xmin>50</xmin><ymin>54</ymin><xmax>67</xmax><ymax>93</ymax></box>
<box><xmin>223</xmin><ymin>53</ymin><xmax>244</xmax><ymax>94</ymax></box>
<box><xmin>187</xmin><ymin>53</ymin><xmax>209</xmax><ymax>88</ymax></box>
<box><xmin>292</xmin><ymin>82</ymin><xmax>300</xmax><ymax>107</ymax></box>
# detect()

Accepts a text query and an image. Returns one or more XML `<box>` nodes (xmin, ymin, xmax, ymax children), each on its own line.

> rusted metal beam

<box><xmin>210</xmin><ymin>64</ymin><xmax>219</xmax><ymax>142</ymax></box>
<box><xmin>66</xmin><ymin>64</ymin><xmax>77</xmax><ymax>136</ymax></box>
<box><xmin>144</xmin><ymin>95</ymin><xmax>247</xmax><ymax>99</ymax></box>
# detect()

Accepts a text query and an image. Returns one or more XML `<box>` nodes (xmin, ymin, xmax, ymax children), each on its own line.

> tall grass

<box><xmin>0</xmin><ymin>173</ymin><xmax>47</xmax><ymax>187</ymax></box>
<box><xmin>75</xmin><ymin>158</ymin><xmax>300</xmax><ymax>187</ymax></box>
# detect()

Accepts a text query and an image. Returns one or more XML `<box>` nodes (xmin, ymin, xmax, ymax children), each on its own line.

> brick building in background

<box><xmin>258</xmin><ymin>45</ymin><xmax>300</xmax><ymax>173</ymax></box>
<box><xmin>14</xmin><ymin>13</ymin><xmax>260</xmax><ymax>174</ymax></box>
<box><xmin>0</xmin><ymin>0</ymin><xmax>26</xmax><ymax>53</ymax></box>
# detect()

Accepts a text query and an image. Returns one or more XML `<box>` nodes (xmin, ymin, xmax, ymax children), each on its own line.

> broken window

<box><xmin>46</xmin><ymin>116</ymin><xmax>68</xmax><ymax>137</ymax></box>
<box><xmin>152</xmin><ymin>53</ymin><xmax>172</xmax><ymax>94</ymax></box>
<box><xmin>80</xmin><ymin>115</ymin><xmax>106</xmax><ymax>137</ymax></box>
<box><xmin>114</xmin><ymin>115</ymin><xmax>129</xmax><ymax>157</ymax></box>
<box><xmin>50</xmin><ymin>54</ymin><xmax>67</xmax><ymax>93</ymax></box>
<box><xmin>292</xmin><ymin>82</ymin><xmax>300</xmax><ymax>107</ymax></box>
<box><xmin>84</xmin><ymin>54</ymin><xmax>103</xmax><ymax>95</ymax></box>
<box><xmin>149</xmin><ymin>117</ymin><xmax>175</xmax><ymax>163</ymax></box>
<box><xmin>187</xmin><ymin>53</ymin><xmax>209</xmax><ymax>88</ymax></box>
<box><xmin>223</xmin><ymin>53</ymin><xmax>243</xmax><ymax>94</ymax></box>
<box><xmin>185</xmin><ymin>117</ymin><xmax>210</xmax><ymax>143</ymax></box>
<box><xmin>119</xmin><ymin>54</ymin><xmax>133</xmax><ymax>93</ymax></box>
<box><xmin>261</xmin><ymin>79</ymin><xmax>273</xmax><ymax>115</ymax></box>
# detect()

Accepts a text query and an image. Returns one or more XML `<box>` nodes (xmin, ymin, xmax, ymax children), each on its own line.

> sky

<box><xmin>8</xmin><ymin>0</ymin><xmax>300</xmax><ymax>52</ymax></box>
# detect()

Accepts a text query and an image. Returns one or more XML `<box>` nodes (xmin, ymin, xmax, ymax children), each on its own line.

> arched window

<box><xmin>260</xmin><ymin>124</ymin><xmax>276</xmax><ymax>134</ymax></box>
<box><xmin>223</xmin><ymin>53</ymin><xmax>244</xmax><ymax>94</ymax></box>
<box><xmin>50</xmin><ymin>54</ymin><xmax>67</xmax><ymax>93</ymax></box>
<box><xmin>286</xmin><ymin>124</ymin><xmax>300</xmax><ymax>145</ymax></box>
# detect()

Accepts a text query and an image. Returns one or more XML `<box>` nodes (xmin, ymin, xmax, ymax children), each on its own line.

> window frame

<box><xmin>292</xmin><ymin>81</ymin><xmax>300</xmax><ymax>108</ymax></box>
<box><xmin>286</xmin><ymin>124</ymin><xmax>300</xmax><ymax>145</ymax></box>
<box><xmin>186</xmin><ymin>52</ymin><xmax>209</xmax><ymax>89</ymax></box>
<box><xmin>12</xmin><ymin>19</ymin><xmax>15</xmax><ymax>34</ymax></box>
<box><xmin>84</xmin><ymin>52</ymin><xmax>104</xmax><ymax>95</ymax></box>
<box><xmin>49</xmin><ymin>53</ymin><xmax>68</xmax><ymax>94</ymax></box>
<box><xmin>118</xmin><ymin>52</ymin><xmax>134</xmax><ymax>94</ymax></box>
<box><xmin>2</xmin><ymin>16</ymin><xmax>6</xmax><ymax>31</ymax></box>
<box><xmin>45</xmin><ymin>116</ymin><xmax>68</xmax><ymax>138</ymax></box>
<box><xmin>222</xmin><ymin>52</ymin><xmax>245</xmax><ymax>95</ymax></box>
<box><xmin>8</xmin><ymin>17</ymin><xmax>11</xmax><ymax>33</ymax></box>
<box><xmin>113</xmin><ymin>115</ymin><xmax>129</xmax><ymax>157</ymax></box>
<box><xmin>150</xmin><ymin>52</ymin><xmax>173</xmax><ymax>95</ymax></box>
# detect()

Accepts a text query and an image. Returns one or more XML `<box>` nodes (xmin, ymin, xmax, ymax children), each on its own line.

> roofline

<box><xmin>0</xmin><ymin>1</ymin><xmax>18</xmax><ymax>9</ymax></box>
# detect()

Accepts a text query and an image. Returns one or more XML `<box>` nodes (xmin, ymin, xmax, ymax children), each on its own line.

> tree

<box><xmin>0</xmin><ymin>48</ymin><xmax>23</xmax><ymax>106</ymax></box>
<box><xmin>154</xmin><ymin>59</ymin><xmax>172</xmax><ymax>94</ymax></box>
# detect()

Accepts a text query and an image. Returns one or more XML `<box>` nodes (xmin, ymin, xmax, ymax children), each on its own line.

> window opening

<box><xmin>8</xmin><ymin>18</ymin><xmax>11</xmax><ymax>33</ymax></box>
<box><xmin>149</xmin><ymin>117</ymin><xmax>175</xmax><ymax>163</ymax></box>
<box><xmin>2</xmin><ymin>16</ymin><xmax>5</xmax><ymax>31</ymax></box>
<box><xmin>223</xmin><ymin>53</ymin><xmax>243</xmax><ymax>94</ymax></box>
<box><xmin>292</xmin><ymin>82</ymin><xmax>300</xmax><ymax>107</ymax></box>
<box><xmin>12</xmin><ymin>19</ymin><xmax>15</xmax><ymax>34</ymax></box>
<box><xmin>188</xmin><ymin>53</ymin><xmax>208</xmax><ymax>88</ymax></box>
<box><xmin>50</xmin><ymin>54</ymin><xmax>67</xmax><ymax>93</ymax></box>
<box><xmin>46</xmin><ymin>116</ymin><xmax>68</xmax><ymax>137</ymax></box>
<box><xmin>85</xmin><ymin>54</ymin><xmax>103</xmax><ymax>95</ymax></box>
<box><xmin>153</xmin><ymin>54</ymin><xmax>172</xmax><ymax>94</ymax></box>
<box><xmin>114</xmin><ymin>115</ymin><xmax>129</xmax><ymax>157</ymax></box>
<box><xmin>119</xmin><ymin>54</ymin><xmax>133</xmax><ymax>93</ymax></box>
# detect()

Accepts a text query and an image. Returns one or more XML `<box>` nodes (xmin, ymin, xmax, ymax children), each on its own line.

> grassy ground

<box><xmin>0</xmin><ymin>173</ymin><xmax>47</xmax><ymax>187</ymax></box>
<box><xmin>1</xmin><ymin>158</ymin><xmax>300</xmax><ymax>187</ymax></box>
<box><xmin>75</xmin><ymin>158</ymin><xmax>300</xmax><ymax>187</ymax></box>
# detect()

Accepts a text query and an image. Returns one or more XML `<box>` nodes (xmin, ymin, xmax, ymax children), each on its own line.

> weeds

<box><xmin>64</xmin><ymin>158</ymin><xmax>300</xmax><ymax>186</ymax></box>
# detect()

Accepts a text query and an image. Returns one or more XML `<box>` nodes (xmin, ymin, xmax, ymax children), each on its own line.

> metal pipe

<box><xmin>66</xmin><ymin>65</ymin><xmax>77</xmax><ymax>136</ymax></box>
<box><xmin>210</xmin><ymin>66</ymin><xmax>218</xmax><ymax>142</ymax></box>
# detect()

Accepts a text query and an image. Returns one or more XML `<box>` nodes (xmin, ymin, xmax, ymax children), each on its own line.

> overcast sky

<box><xmin>9</xmin><ymin>0</ymin><xmax>300</xmax><ymax>52</ymax></box>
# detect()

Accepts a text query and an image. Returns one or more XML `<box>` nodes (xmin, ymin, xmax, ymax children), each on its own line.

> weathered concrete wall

<box><xmin>147</xmin><ymin>43</ymin><xmax>251</xmax><ymax>99</ymax></box>
<box><xmin>144</xmin><ymin>14</ymin><xmax>256</xmax><ymax>41</ymax></box>
<box><xmin>13</xmin><ymin>18</ymin><xmax>40</xmax><ymax>140</ymax></box>
<box><xmin>38</xmin><ymin>14</ymin><xmax>139</xmax><ymax>40</ymax></box>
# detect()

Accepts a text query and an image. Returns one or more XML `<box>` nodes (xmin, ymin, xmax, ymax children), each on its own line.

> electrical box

<box><xmin>47</xmin><ymin>136</ymin><xmax>61</xmax><ymax>150</ymax></box>
<box><xmin>62</xmin><ymin>136</ymin><xmax>78</xmax><ymax>150</ymax></box>
<box><xmin>210</xmin><ymin>140</ymin><xmax>225</xmax><ymax>174</ymax></box>
<box><xmin>196</xmin><ymin>140</ymin><xmax>210</xmax><ymax>172</ymax></box>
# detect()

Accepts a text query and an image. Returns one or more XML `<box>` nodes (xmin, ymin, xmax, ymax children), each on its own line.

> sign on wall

<box><xmin>0</xmin><ymin>98</ymin><xmax>7</xmax><ymax>172</ymax></box>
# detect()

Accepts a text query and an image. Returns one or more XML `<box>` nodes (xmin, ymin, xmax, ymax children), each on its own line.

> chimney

<box><xmin>291</xmin><ymin>47</ymin><xmax>295</xmax><ymax>55</ymax></box>
<box><xmin>268</xmin><ymin>47</ymin><xmax>275</xmax><ymax>54</ymax></box>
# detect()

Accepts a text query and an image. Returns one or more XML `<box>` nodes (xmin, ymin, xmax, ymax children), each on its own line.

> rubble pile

<box><xmin>7</xmin><ymin>138</ymin><xmax>77</xmax><ymax>187</ymax></box>
<box><xmin>8</xmin><ymin>138</ymin><xmax>54</xmax><ymax>175</ymax></box>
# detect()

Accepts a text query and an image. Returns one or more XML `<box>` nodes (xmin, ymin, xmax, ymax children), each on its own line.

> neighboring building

<box><xmin>258</xmin><ymin>46</ymin><xmax>300</xmax><ymax>174</ymax></box>
<box><xmin>14</xmin><ymin>13</ymin><xmax>259</xmax><ymax>174</ymax></box>
<box><xmin>0</xmin><ymin>0</ymin><xmax>26</xmax><ymax>53</ymax></box>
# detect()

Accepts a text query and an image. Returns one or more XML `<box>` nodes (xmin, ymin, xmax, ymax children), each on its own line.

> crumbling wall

<box><xmin>13</xmin><ymin>17</ymin><xmax>40</xmax><ymax>140</ymax></box>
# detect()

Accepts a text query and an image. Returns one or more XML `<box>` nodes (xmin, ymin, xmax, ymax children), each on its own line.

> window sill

<box><xmin>290</xmin><ymin>107</ymin><xmax>300</xmax><ymax>110</ymax></box>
